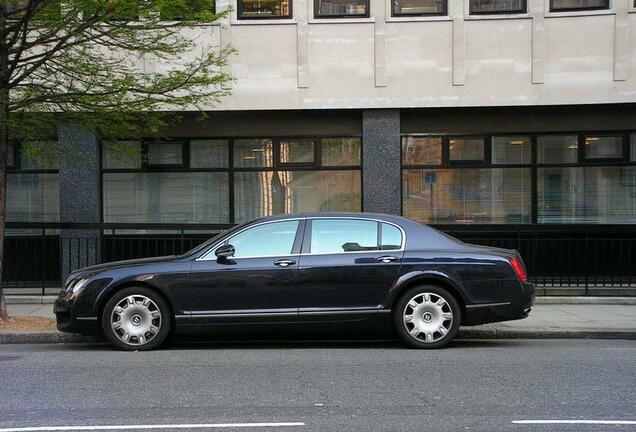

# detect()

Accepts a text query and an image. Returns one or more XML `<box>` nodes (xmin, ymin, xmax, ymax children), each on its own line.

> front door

<box><xmin>295</xmin><ymin>218</ymin><xmax>404</xmax><ymax>321</ymax></box>
<box><xmin>185</xmin><ymin>219</ymin><xmax>304</xmax><ymax>322</ymax></box>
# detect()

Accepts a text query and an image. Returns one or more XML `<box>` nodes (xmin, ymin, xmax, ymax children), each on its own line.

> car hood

<box><xmin>70</xmin><ymin>255</ymin><xmax>179</xmax><ymax>278</ymax></box>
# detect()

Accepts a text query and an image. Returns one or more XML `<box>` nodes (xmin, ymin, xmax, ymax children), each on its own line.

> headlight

<box><xmin>71</xmin><ymin>278</ymin><xmax>89</xmax><ymax>294</ymax></box>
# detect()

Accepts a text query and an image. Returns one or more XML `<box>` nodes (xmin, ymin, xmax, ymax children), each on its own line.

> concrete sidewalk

<box><xmin>2</xmin><ymin>301</ymin><xmax>635</xmax><ymax>344</ymax></box>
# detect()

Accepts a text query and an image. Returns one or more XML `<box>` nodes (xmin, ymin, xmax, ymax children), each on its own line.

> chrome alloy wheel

<box><xmin>110</xmin><ymin>295</ymin><xmax>162</xmax><ymax>346</ymax></box>
<box><xmin>402</xmin><ymin>292</ymin><xmax>453</xmax><ymax>343</ymax></box>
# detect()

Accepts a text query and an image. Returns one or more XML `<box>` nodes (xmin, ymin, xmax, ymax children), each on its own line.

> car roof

<box><xmin>251</xmin><ymin>212</ymin><xmax>414</xmax><ymax>225</ymax></box>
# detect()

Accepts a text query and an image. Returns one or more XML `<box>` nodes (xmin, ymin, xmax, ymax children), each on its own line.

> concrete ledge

<box><xmin>535</xmin><ymin>296</ymin><xmax>636</xmax><ymax>305</ymax></box>
<box><xmin>5</xmin><ymin>295</ymin><xmax>58</xmax><ymax>305</ymax></box>
<box><xmin>0</xmin><ymin>332</ymin><xmax>86</xmax><ymax>344</ymax></box>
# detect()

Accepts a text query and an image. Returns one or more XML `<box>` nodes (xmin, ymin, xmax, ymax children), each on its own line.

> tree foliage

<box><xmin>0</xmin><ymin>0</ymin><xmax>234</xmax><ymax>317</ymax></box>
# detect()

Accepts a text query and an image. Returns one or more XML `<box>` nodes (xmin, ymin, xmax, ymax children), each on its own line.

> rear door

<box><xmin>295</xmin><ymin>218</ymin><xmax>405</xmax><ymax>320</ymax></box>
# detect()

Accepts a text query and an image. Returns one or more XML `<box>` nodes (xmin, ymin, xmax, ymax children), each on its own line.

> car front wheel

<box><xmin>393</xmin><ymin>285</ymin><xmax>461</xmax><ymax>349</ymax></box>
<box><xmin>101</xmin><ymin>287</ymin><xmax>171</xmax><ymax>351</ymax></box>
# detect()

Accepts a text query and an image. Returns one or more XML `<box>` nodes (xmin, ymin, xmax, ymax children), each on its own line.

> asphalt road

<box><xmin>0</xmin><ymin>339</ymin><xmax>634</xmax><ymax>432</ymax></box>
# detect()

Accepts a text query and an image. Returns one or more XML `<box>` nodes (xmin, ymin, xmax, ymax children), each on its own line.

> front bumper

<box><xmin>54</xmin><ymin>296</ymin><xmax>99</xmax><ymax>335</ymax></box>
<box><xmin>464</xmin><ymin>281</ymin><xmax>535</xmax><ymax>326</ymax></box>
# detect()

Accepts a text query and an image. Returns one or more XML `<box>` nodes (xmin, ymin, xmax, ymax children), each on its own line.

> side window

<box><xmin>228</xmin><ymin>221</ymin><xmax>299</xmax><ymax>258</ymax></box>
<box><xmin>310</xmin><ymin>219</ymin><xmax>378</xmax><ymax>254</ymax></box>
<box><xmin>380</xmin><ymin>223</ymin><xmax>402</xmax><ymax>251</ymax></box>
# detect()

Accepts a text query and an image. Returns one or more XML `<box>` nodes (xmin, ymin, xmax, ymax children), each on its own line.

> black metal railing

<box><xmin>4</xmin><ymin>222</ymin><xmax>636</xmax><ymax>296</ymax></box>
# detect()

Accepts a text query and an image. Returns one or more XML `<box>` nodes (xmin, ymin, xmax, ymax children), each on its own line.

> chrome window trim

<box><xmin>196</xmin><ymin>215</ymin><xmax>406</xmax><ymax>261</ymax></box>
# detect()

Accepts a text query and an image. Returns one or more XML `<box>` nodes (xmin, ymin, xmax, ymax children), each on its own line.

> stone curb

<box><xmin>1</xmin><ymin>329</ymin><xmax>635</xmax><ymax>344</ymax></box>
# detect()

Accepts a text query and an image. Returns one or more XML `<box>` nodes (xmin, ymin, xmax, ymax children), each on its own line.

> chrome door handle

<box><xmin>274</xmin><ymin>259</ymin><xmax>296</xmax><ymax>267</ymax></box>
<box><xmin>376</xmin><ymin>256</ymin><xmax>399</xmax><ymax>263</ymax></box>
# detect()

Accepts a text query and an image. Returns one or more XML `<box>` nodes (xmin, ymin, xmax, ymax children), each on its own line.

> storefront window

<box><xmin>449</xmin><ymin>137</ymin><xmax>485</xmax><ymax>162</ymax></box>
<box><xmin>234</xmin><ymin>139</ymin><xmax>274</xmax><ymax>167</ymax></box>
<box><xmin>235</xmin><ymin>170</ymin><xmax>361</xmax><ymax>222</ymax></box>
<box><xmin>538</xmin><ymin>167</ymin><xmax>636</xmax><ymax>224</ymax></box>
<box><xmin>103</xmin><ymin>172</ymin><xmax>229</xmax><ymax>223</ymax></box>
<box><xmin>402</xmin><ymin>136</ymin><xmax>442</xmax><ymax>165</ymax></box>
<box><xmin>7</xmin><ymin>141</ymin><xmax>59</xmax><ymax>223</ymax></box>
<box><xmin>403</xmin><ymin>168</ymin><xmax>531</xmax><ymax>224</ymax></box>
<box><xmin>102</xmin><ymin>137</ymin><xmax>361</xmax><ymax>225</ymax></box>
<box><xmin>584</xmin><ymin>135</ymin><xmax>623</xmax><ymax>160</ymax></box>
<box><xmin>631</xmin><ymin>134</ymin><xmax>636</xmax><ymax>162</ymax></box>
<box><xmin>537</xmin><ymin>135</ymin><xmax>578</xmax><ymax>164</ymax></box>
<box><xmin>492</xmin><ymin>136</ymin><xmax>531</xmax><ymax>165</ymax></box>
<box><xmin>320</xmin><ymin>138</ymin><xmax>361</xmax><ymax>166</ymax></box>
<box><xmin>190</xmin><ymin>140</ymin><xmax>229</xmax><ymax>168</ymax></box>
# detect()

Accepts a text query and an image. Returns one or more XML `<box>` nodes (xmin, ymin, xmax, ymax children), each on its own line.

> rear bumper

<box><xmin>463</xmin><ymin>282</ymin><xmax>535</xmax><ymax>326</ymax></box>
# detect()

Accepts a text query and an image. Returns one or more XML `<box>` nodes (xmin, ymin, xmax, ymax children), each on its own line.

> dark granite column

<box><xmin>362</xmin><ymin>109</ymin><xmax>401</xmax><ymax>215</ymax></box>
<box><xmin>59</xmin><ymin>124</ymin><xmax>101</xmax><ymax>281</ymax></box>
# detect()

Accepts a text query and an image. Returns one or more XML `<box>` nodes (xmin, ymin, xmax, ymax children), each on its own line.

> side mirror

<box><xmin>215</xmin><ymin>244</ymin><xmax>235</xmax><ymax>261</ymax></box>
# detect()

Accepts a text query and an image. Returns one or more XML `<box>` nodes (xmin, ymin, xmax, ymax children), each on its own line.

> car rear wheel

<box><xmin>101</xmin><ymin>287</ymin><xmax>171</xmax><ymax>351</ymax></box>
<box><xmin>393</xmin><ymin>285</ymin><xmax>461</xmax><ymax>349</ymax></box>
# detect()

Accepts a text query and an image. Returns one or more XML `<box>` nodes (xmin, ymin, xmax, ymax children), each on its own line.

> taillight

<box><xmin>508</xmin><ymin>256</ymin><xmax>528</xmax><ymax>282</ymax></box>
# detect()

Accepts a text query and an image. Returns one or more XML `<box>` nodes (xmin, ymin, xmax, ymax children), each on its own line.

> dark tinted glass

<box><xmin>102</xmin><ymin>141</ymin><xmax>142</xmax><ymax>169</ymax></box>
<box><xmin>393</xmin><ymin>0</ymin><xmax>446</xmax><ymax>15</ymax></box>
<box><xmin>310</xmin><ymin>219</ymin><xmax>378</xmax><ymax>254</ymax></box>
<box><xmin>315</xmin><ymin>0</ymin><xmax>368</xmax><ymax>16</ymax></box>
<box><xmin>280</xmin><ymin>139</ymin><xmax>315</xmax><ymax>164</ymax></box>
<box><xmin>239</xmin><ymin>0</ymin><xmax>291</xmax><ymax>18</ymax></box>
<box><xmin>190</xmin><ymin>140</ymin><xmax>229</xmax><ymax>168</ymax></box>
<box><xmin>537</xmin><ymin>135</ymin><xmax>578</xmax><ymax>164</ymax></box>
<box><xmin>584</xmin><ymin>136</ymin><xmax>623</xmax><ymax>160</ymax></box>
<box><xmin>147</xmin><ymin>142</ymin><xmax>183</xmax><ymax>166</ymax></box>
<box><xmin>470</xmin><ymin>0</ymin><xmax>526</xmax><ymax>13</ymax></box>
<box><xmin>20</xmin><ymin>141</ymin><xmax>59</xmax><ymax>170</ymax></box>
<box><xmin>492</xmin><ymin>136</ymin><xmax>531</xmax><ymax>165</ymax></box>
<box><xmin>234</xmin><ymin>139</ymin><xmax>274</xmax><ymax>167</ymax></box>
<box><xmin>550</xmin><ymin>0</ymin><xmax>609</xmax><ymax>10</ymax></box>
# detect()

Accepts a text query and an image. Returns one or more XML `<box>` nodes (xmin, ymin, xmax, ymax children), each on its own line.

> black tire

<box><xmin>101</xmin><ymin>287</ymin><xmax>172</xmax><ymax>351</ymax></box>
<box><xmin>393</xmin><ymin>285</ymin><xmax>461</xmax><ymax>349</ymax></box>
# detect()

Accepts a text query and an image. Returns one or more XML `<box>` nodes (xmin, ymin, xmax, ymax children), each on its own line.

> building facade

<box><xmin>6</xmin><ymin>0</ymin><xmax>636</xmax><ymax>294</ymax></box>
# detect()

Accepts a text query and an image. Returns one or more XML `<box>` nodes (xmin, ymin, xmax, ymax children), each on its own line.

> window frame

<box><xmin>302</xmin><ymin>217</ymin><xmax>406</xmax><ymax>255</ymax></box>
<box><xmin>143</xmin><ymin>140</ymin><xmax>187</xmax><ymax>169</ymax></box>
<box><xmin>445</xmin><ymin>136</ymin><xmax>489</xmax><ymax>166</ymax></box>
<box><xmin>101</xmin><ymin>135</ymin><xmax>362</xmax><ymax>226</ymax></box>
<box><xmin>400</xmin><ymin>130</ymin><xmax>636</xmax><ymax>226</ymax></box>
<box><xmin>469</xmin><ymin>0</ymin><xmax>527</xmax><ymax>14</ymax></box>
<box><xmin>313</xmin><ymin>0</ymin><xmax>370</xmax><ymax>18</ymax></box>
<box><xmin>581</xmin><ymin>133</ymin><xmax>627</xmax><ymax>163</ymax></box>
<box><xmin>237</xmin><ymin>0</ymin><xmax>293</xmax><ymax>20</ymax></box>
<box><xmin>276</xmin><ymin>138</ymin><xmax>319</xmax><ymax>168</ymax></box>
<box><xmin>549</xmin><ymin>0</ymin><xmax>610</xmax><ymax>12</ymax></box>
<box><xmin>391</xmin><ymin>0</ymin><xmax>448</xmax><ymax>17</ymax></box>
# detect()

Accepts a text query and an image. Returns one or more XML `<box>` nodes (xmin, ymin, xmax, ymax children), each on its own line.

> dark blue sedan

<box><xmin>55</xmin><ymin>212</ymin><xmax>535</xmax><ymax>350</ymax></box>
